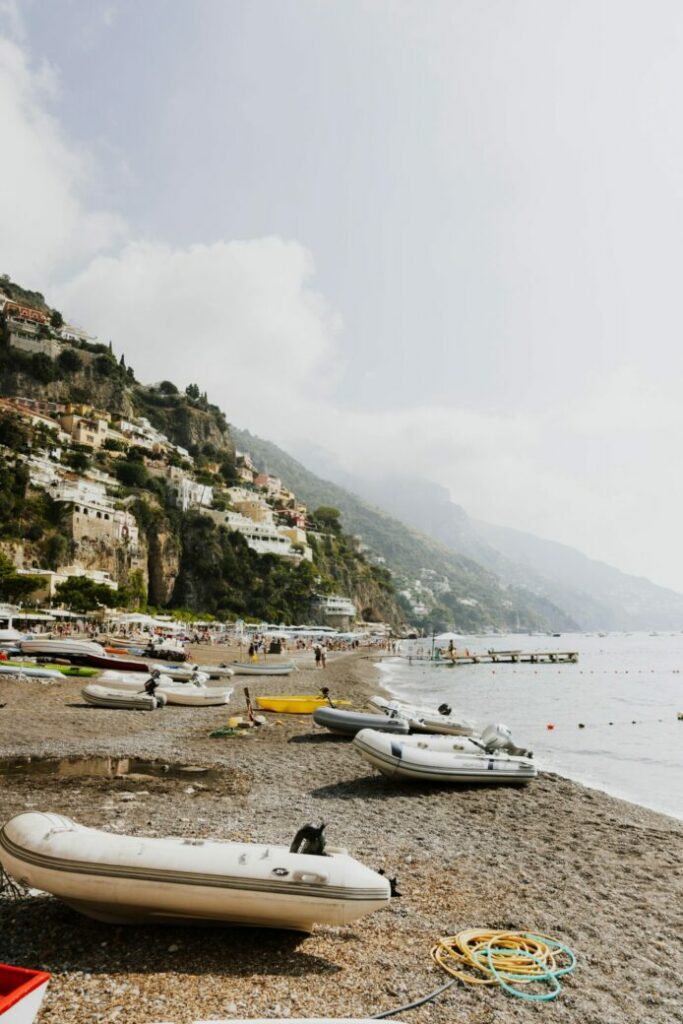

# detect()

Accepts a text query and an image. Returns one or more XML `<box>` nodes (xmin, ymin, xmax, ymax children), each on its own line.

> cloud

<box><xmin>0</xmin><ymin>35</ymin><xmax>125</xmax><ymax>285</ymax></box>
<box><xmin>3</xmin><ymin>17</ymin><xmax>683</xmax><ymax>593</ymax></box>
<box><xmin>53</xmin><ymin>237</ymin><xmax>341</xmax><ymax>424</ymax></box>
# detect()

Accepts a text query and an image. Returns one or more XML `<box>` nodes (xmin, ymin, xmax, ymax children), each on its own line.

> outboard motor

<box><xmin>480</xmin><ymin>722</ymin><xmax>515</xmax><ymax>752</ymax></box>
<box><xmin>290</xmin><ymin>822</ymin><xmax>327</xmax><ymax>856</ymax></box>
<box><xmin>480</xmin><ymin>722</ymin><xmax>532</xmax><ymax>758</ymax></box>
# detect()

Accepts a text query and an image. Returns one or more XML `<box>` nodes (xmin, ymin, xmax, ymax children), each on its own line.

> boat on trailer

<box><xmin>0</xmin><ymin>813</ymin><xmax>391</xmax><ymax>931</ymax></box>
<box><xmin>353</xmin><ymin>729</ymin><xmax>537</xmax><ymax>785</ymax></box>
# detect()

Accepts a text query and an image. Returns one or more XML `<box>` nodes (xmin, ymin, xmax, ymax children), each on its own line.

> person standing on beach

<box><xmin>314</xmin><ymin>644</ymin><xmax>322</xmax><ymax>668</ymax></box>
<box><xmin>320</xmin><ymin>643</ymin><xmax>327</xmax><ymax>669</ymax></box>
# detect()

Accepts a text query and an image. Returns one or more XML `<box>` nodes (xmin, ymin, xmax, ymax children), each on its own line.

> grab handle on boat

<box><xmin>291</xmin><ymin>869</ymin><xmax>329</xmax><ymax>884</ymax></box>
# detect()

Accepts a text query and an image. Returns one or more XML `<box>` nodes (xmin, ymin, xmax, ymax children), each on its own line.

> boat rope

<box><xmin>0</xmin><ymin>864</ymin><xmax>28</xmax><ymax>900</ymax></box>
<box><xmin>431</xmin><ymin>929</ymin><xmax>576</xmax><ymax>1001</ymax></box>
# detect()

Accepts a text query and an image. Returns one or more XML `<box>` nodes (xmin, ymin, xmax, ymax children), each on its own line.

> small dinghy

<box><xmin>195</xmin><ymin>663</ymin><xmax>235</xmax><ymax>679</ymax></box>
<box><xmin>0</xmin><ymin>628</ymin><xmax>24</xmax><ymax>647</ymax></box>
<box><xmin>313</xmin><ymin>706</ymin><xmax>409</xmax><ymax>736</ymax></box>
<box><xmin>162</xmin><ymin>686</ymin><xmax>233</xmax><ymax>707</ymax></box>
<box><xmin>232</xmin><ymin>662</ymin><xmax>296</xmax><ymax>677</ymax></box>
<box><xmin>0</xmin><ymin>813</ymin><xmax>391</xmax><ymax>931</ymax></box>
<box><xmin>20</xmin><ymin>638</ymin><xmax>105</xmax><ymax>659</ymax></box>
<box><xmin>81</xmin><ymin>684</ymin><xmax>166</xmax><ymax>710</ymax></box>
<box><xmin>369</xmin><ymin>696</ymin><xmax>476</xmax><ymax>736</ymax></box>
<box><xmin>0</xmin><ymin>964</ymin><xmax>50</xmax><ymax>1024</ymax></box>
<box><xmin>99</xmin><ymin>670</ymin><xmax>175</xmax><ymax>688</ymax></box>
<box><xmin>150</xmin><ymin>664</ymin><xmax>210</xmax><ymax>683</ymax></box>
<box><xmin>354</xmin><ymin>729</ymin><xmax>537</xmax><ymax>785</ymax></box>
<box><xmin>256</xmin><ymin>695</ymin><xmax>352</xmax><ymax>714</ymax></box>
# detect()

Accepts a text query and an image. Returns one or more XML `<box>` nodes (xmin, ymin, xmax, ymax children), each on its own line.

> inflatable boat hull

<box><xmin>354</xmin><ymin>729</ymin><xmax>537</xmax><ymax>785</ymax></box>
<box><xmin>0</xmin><ymin>813</ymin><xmax>391</xmax><ymax>931</ymax></box>
<box><xmin>313</xmin><ymin>707</ymin><xmax>409</xmax><ymax>736</ymax></box>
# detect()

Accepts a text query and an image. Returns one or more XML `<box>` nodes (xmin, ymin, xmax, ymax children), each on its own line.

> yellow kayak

<box><xmin>255</xmin><ymin>695</ymin><xmax>352</xmax><ymax>715</ymax></box>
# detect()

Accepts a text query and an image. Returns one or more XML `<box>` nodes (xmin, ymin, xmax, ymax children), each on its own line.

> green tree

<box><xmin>55</xmin><ymin>576</ymin><xmax>120</xmax><ymax>612</ymax></box>
<box><xmin>0</xmin><ymin>413</ymin><xmax>30</xmax><ymax>452</ymax></box>
<box><xmin>66</xmin><ymin>450</ymin><xmax>90</xmax><ymax>473</ymax></box>
<box><xmin>313</xmin><ymin>506</ymin><xmax>342</xmax><ymax>534</ymax></box>
<box><xmin>29</xmin><ymin>352</ymin><xmax>55</xmax><ymax>384</ymax></box>
<box><xmin>57</xmin><ymin>347</ymin><xmax>83</xmax><ymax>374</ymax></box>
<box><xmin>0</xmin><ymin>552</ymin><xmax>42</xmax><ymax>602</ymax></box>
<box><xmin>50</xmin><ymin>310</ymin><xmax>64</xmax><ymax>329</ymax></box>
<box><xmin>116</xmin><ymin>460</ymin><xmax>149</xmax><ymax>488</ymax></box>
<box><xmin>159</xmin><ymin>380</ymin><xmax>178</xmax><ymax>395</ymax></box>
<box><xmin>185</xmin><ymin>383</ymin><xmax>200</xmax><ymax>401</ymax></box>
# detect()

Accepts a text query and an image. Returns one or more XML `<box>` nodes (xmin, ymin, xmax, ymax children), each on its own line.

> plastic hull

<box><xmin>257</xmin><ymin>696</ymin><xmax>352</xmax><ymax>714</ymax></box>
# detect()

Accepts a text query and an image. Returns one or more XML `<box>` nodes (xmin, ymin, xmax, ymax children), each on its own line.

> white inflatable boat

<box><xmin>231</xmin><ymin>661</ymin><xmax>296</xmax><ymax>676</ymax></box>
<box><xmin>81</xmin><ymin>684</ymin><xmax>166</xmax><ymax>710</ymax></box>
<box><xmin>98</xmin><ymin>673</ymin><xmax>232</xmax><ymax>705</ymax></box>
<box><xmin>368</xmin><ymin>696</ymin><xmax>476</xmax><ymax>736</ymax></box>
<box><xmin>0</xmin><ymin>813</ymin><xmax>391</xmax><ymax>930</ymax></box>
<box><xmin>99</xmin><ymin>670</ymin><xmax>175</xmax><ymax>688</ymax></box>
<box><xmin>150</xmin><ymin>664</ymin><xmax>210</xmax><ymax>683</ymax></box>
<box><xmin>20</xmin><ymin>638</ymin><xmax>105</xmax><ymax>659</ymax></box>
<box><xmin>162</xmin><ymin>686</ymin><xmax>232</xmax><ymax>707</ymax></box>
<box><xmin>354</xmin><ymin>729</ymin><xmax>537</xmax><ymax>785</ymax></box>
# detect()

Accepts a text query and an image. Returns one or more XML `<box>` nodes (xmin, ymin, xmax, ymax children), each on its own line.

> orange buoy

<box><xmin>546</xmin><ymin>723</ymin><xmax>555</xmax><ymax>731</ymax></box>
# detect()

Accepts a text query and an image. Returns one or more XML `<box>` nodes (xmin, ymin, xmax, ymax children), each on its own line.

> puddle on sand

<box><xmin>0</xmin><ymin>756</ymin><xmax>223</xmax><ymax>782</ymax></box>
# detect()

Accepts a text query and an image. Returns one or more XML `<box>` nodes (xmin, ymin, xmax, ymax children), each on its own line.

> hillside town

<box><xmin>0</xmin><ymin>289</ymin><xmax>372</xmax><ymax>629</ymax></box>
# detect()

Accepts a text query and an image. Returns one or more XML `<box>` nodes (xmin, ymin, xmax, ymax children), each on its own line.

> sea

<box><xmin>379</xmin><ymin>632</ymin><xmax>683</xmax><ymax>820</ymax></box>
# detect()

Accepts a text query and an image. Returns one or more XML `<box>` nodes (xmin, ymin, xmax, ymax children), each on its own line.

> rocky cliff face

<box><xmin>1</xmin><ymin>363</ymin><xmax>137</xmax><ymax>419</ymax></box>
<box><xmin>145</xmin><ymin>513</ymin><xmax>182</xmax><ymax>606</ymax></box>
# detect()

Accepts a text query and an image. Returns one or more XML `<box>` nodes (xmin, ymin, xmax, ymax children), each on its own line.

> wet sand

<box><xmin>0</xmin><ymin>647</ymin><xmax>681</xmax><ymax>1023</ymax></box>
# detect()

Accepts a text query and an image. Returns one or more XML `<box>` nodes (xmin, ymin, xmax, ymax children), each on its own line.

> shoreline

<box><xmin>375</xmin><ymin>650</ymin><xmax>683</xmax><ymax>823</ymax></box>
<box><xmin>1</xmin><ymin>647</ymin><xmax>682</xmax><ymax>1023</ymax></box>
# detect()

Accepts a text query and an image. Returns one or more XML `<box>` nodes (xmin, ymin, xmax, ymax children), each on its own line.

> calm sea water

<box><xmin>380</xmin><ymin>633</ymin><xmax>683</xmax><ymax>820</ymax></box>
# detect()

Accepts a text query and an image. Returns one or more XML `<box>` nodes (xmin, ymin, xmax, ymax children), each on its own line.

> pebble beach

<box><xmin>1</xmin><ymin>646</ymin><xmax>682</xmax><ymax>1024</ymax></box>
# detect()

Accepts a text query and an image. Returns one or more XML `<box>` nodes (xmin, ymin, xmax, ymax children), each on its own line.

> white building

<box><xmin>312</xmin><ymin>595</ymin><xmax>357</xmax><ymax>627</ymax></box>
<box><xmin>202</xmin><ymin>509</ymin><xmax>301</xmax><ymax>559</ymax></box>
<box><xmin>173</xmin><ymin>476</ymin><xmax>214</xmax><ymax>512</ymax></box>
<box><xmin>49</xmin><ymin>478</ymin><xmax>112</xmax><ymax>509</ymax></box>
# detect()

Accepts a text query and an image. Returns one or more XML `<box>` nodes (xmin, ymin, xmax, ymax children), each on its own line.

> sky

<box><xmin>1</xmin><ymin>0</ymin><xmax>683</xmax><ymax>590</ymax></box>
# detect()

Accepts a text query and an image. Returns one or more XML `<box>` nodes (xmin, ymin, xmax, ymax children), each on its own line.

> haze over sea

<box><xmin>381</xmin><ymin>633</ymin><xmax>683</xmax><ymax>820</ymax></box>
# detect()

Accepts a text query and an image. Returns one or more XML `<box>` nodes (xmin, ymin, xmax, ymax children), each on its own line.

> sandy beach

<box><xmin>1</xmin><ymin>647</ymin><xmax>681</xmax><ymax>1024</ymax></box>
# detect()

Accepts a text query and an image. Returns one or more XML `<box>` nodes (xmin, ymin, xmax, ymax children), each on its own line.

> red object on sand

<box><xmin>0</xmin><ymin>964</ymin><xmax>50</xmax><ymax>1023</ymax></box>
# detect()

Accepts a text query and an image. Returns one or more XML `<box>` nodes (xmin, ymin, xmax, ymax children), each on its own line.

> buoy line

<box><xmin>431</xmin><ymin>929</ymin><xmax>576</xmax><ymax>1002</ymax></box>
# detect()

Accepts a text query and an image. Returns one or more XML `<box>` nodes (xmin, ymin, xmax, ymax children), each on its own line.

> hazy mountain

<box><xmin>291</xmin><ymin>446</ymin><xmax>683</xmax><ymax>631</ymax></box>
<box><xmin>231</xmin><ymin>427</ymin><xmax>577</xmax><ymax>632</ymax></box>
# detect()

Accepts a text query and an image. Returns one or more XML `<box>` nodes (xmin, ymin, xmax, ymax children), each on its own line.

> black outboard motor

<box><xmin>289</xmin><ymin>822</ymin><xmax>327</xmax><ymax>856</ymax></box>
<box><xmin>143</xmin><ymin>669</ymin><xmax>161</xmax><ymax>696</ymax></box>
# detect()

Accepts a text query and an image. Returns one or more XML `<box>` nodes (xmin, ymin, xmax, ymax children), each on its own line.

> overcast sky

<box><xmin>2</xmin><ymin>0</ymin><xmax>683</xmax><ymax>590</ymax></box>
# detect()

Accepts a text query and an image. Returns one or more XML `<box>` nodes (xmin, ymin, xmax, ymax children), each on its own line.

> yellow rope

<box><xmin>431</xmin><ymin>929</ymin><xmax>572</xmax><ymax>992</ymax></box>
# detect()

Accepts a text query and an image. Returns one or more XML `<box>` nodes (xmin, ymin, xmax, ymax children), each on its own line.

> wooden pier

<box><xmin>370</xmin><ymin>649</ymin><xmax>579</xmax><ymax>665</ymax></box>
<box><xmin>409</xmin><ymin>649</ymin><xmax>579</xmax><ymax>665</ymax></box>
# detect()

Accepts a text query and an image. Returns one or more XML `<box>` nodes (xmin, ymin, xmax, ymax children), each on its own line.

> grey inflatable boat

<box><xmin>313</xmin><ymin>706</ymin><xmax>409</xmax><ymax>736</ymax></box>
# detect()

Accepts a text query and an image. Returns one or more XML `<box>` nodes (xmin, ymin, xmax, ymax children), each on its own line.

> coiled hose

<box><xmin>432</xmin><ymin>929</ymin><xmax>576</xmax><ymax>1002</ymax></box>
